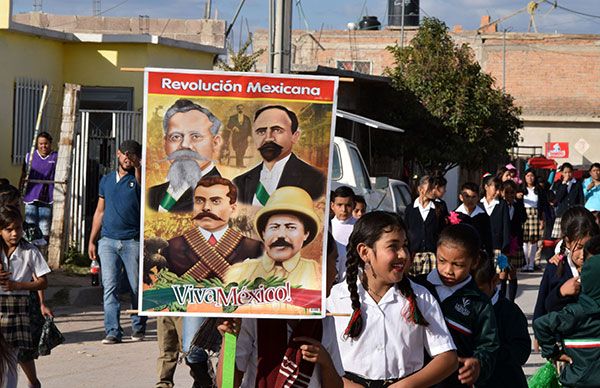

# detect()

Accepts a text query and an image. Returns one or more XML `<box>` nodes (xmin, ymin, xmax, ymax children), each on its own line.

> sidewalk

<box><xmin>23</xmin><ymin>268</ymin><xmax>546</xmax><ymax>386</ymax></box>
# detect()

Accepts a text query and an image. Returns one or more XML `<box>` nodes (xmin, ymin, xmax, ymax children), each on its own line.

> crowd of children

<box><xmin>209</xmin><ymin>161</ymin><xmax>600</xmax><ymax>388</ymax></box>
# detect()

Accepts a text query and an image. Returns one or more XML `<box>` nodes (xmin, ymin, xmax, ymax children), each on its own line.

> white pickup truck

<box><xmin>330</xmin><ymin>136</ymin><xmax>394</xmax><ymax>212</ymax></box>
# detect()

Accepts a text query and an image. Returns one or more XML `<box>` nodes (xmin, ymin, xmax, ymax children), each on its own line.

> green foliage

<box><xmin>63</xmin><ymin>245</ymin><xmax>89</xmax><ymax>268</ymax></box>
<box><xmin>385</xmin><ymin>17</ymin><xmax>522</xmax><ymax>173</ymax></box>
<box><xmin>218</xmin><ymin>36</ymin><xmax>266</xmax><ymax>72</ymax></box>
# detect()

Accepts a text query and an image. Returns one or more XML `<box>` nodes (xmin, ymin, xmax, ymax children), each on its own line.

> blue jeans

<box><xmin>24</xmin><ymin>202</ymin><xmax>52</xmax><ymax>238</ymax></box>
<box><xmin>98</xmin><ymin>237</ymin><xmax>147</xmax><ymax>339</ymax></box>
<box><xmin>182</xmin><ymin>317</ymin><xmax>208</xmax><ymax>363</ymax></box>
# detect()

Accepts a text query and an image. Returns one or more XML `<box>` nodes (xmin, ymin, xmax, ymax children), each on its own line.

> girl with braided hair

<box><xmin>327</xmin><ymin>211</ymin><xmax>457</xmax><ymax>387</ymax></box>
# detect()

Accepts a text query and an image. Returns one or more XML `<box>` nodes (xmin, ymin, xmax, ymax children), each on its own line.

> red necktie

<box><xmin>208</xmin><ymin>234</ymin><xmax>217</xmax><ymax>246</ymax></box>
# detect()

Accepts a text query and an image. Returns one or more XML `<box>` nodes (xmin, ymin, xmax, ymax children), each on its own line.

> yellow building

<box><xmin>0</xmin><ymin>0</ymin><xmax>225</xmax><ymax>184</ymax></box>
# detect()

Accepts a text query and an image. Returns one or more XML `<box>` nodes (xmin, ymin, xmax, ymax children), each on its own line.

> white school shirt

<box><xmin>0</xmin><ymin>240</ymin><xmax>51</xmax><ymax>296</ymax></box>
<box><xmin>426</xmin><ymin>270</ymin><xmax>473</xmax><ymax>303</ymax></box>
<box><xmin>455</xmin><ymin>203</ymin><xmax>486</xmax><ymax>218</ymax></box>
<box><xmin>331</xmin><ymin>216</ymin><xmax>356</xmax><ymax>281</ymax></box>
<box><xmin>480</xmin><ymin>197</ymin><xmax>499</xmax><ymax>216</ymax></box>
<box><xmin>236</xmin><ymin>317</ymin><xmax>344</xmax><ymax>388</ymax></box>
<box><xmin>413</xmin><ymin>198</ymin><xmax>435</xmax><ymax>221</ymax></box>
<box><xmin>251</xmin><ymin>154</ymin><xmax>292</xmax><ymax>206</ymax></box>
<box><xmin>326</xmin><ymin>281</ymin><xmax>456</xmax><ymax>380</ymax></box>
<box><xmin>523</xmin><ymin>187</ymin><xmax>538</xmax><ymax>209</ymax></box>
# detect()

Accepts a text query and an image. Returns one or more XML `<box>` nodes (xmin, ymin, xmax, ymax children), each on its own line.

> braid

<box><xmin>344</xmin><ymin>240</ymin><xmax>364</xmax><ymax>339</ymax></box>
<box><xmin>397</xmin><ymin>277</ymin><xmax>429</xmax><ymax>326</ymax></box>
<box><xmin>556</xmin><ymin>238</ymin><xmax>567</xmax><ymax>278</ymax></box>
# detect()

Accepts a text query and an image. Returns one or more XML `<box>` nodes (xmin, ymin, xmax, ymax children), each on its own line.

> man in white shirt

<box><xmin>147</xmin><ymin>99</ymin><xmax>222</xmax><ymax>213</ymax></box>
<box><xmin>330</xmin><ymin>186</ymin><xmax>356</xmax><ymax>281</ymax></box>
<box><xmin>233</xmin><ymin>105</ymin><xmax>325</xmax><ymax>205</ymax></box>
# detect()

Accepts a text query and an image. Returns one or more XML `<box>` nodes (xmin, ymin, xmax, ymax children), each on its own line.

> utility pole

<box><xmin>400</xmin><ymin>0</ymin><xmax>406</xmax><ymax>48</ymax></box>
<box><xmin>92</xmin><ymin>0</ymin><xmax>101</xmax><ymax>16</ymax></box>
<box><xmin>272</xmin><ymin>0</ymin><xmax>292</xmax><ymax>74</ymax></box>
<box><xmin>204</xmin><ymin>0</ymin><xmax>211</xmax><ymax>19</ymax></box>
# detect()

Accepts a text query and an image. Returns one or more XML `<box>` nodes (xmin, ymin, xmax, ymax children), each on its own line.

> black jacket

<box><xmin>478</xmin><ymin>199</ymin><xmax>510</xmax><ymax>252</ymax></box>
<box><xmin>418</xmin><ymin>276</ymin><xmax>499</xmax><ymax>388</ymax></box>
<box><xmin>146</xmin><ymin>166</ymin><xmax>220</xmax><ymax>213</ymax></box>
<box><xmin>552</xmin><ymin>180</ymin><xmax>584</xmax><ymax>217</ymax></box>
<box><xmin>533</xmin><ymin>262</ymin><xmax>577</xmax><ymax>321</ymax></box>
<box><xmin>457</xmin><ymin>210</ymin><xmax>494</xmax><ymax>259</ymax></box>
<box><xmin>405</xmin><ymin>200</ymin><xmax>448</xmax><ymax>253</ymax></box>
<box><xmin>481</xmin><ymin>295</ymin><xmax>530</xmax><ymax>388</ymax></box>
<box><xmin>507</xmin><ymin>199</ymin><xmax>527</xmax><ymax>247</ymax></box>
<box><xmin>232</xmin><ymin>153</ymin><xmax>325</xmax><ymax>204</ymax></box>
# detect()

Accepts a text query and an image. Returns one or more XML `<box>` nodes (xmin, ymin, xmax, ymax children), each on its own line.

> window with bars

<box><xmin>336</xmin><ymin>60</ymin><xmax>372</xmax><ymax>75</ymax></box>
<box><xmin>12</xmin><ymin>78</ymin><xmax>50</xmax><ymax>164</ymax></box>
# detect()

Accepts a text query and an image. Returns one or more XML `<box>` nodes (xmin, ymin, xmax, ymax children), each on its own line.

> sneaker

<box><xmin>131</xmin><ymin>332</ymin><xmax>145</xmax><ymax>342</ymax></box>
<box><xmin>102</xmin><ymin>335</ymin><xmax>121</xmax><ymax>345</ymax></box>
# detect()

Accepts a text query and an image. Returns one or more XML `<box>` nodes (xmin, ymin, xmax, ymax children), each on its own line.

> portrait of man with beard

<box><xmin>232</xmin><ymin>105</ymin><xmax>325</xmax><ymax>206</ymax></box>
<box><xmin>147</xmin><ymin>99</ymin><xmax>222</xmax><ymax>213</ymax></box>
<box><xmin>225</xmin><ymin>186</ymin><xmax>321</xmax><ymax>291</ymax></box>
<box><xmin>161</xmin><ymin>176</ymin><xmax>263</xmax><ymax>281</ymax></box>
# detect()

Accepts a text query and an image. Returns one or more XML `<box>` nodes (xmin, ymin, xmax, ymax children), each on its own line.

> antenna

<box><xmin>93</xmin><ymin>0</ymin><xmax>101</xmax><ymax>16</ymax></box>
<box><xmin>33</xmin><ymin>0</ymin><xmax>42</xmax><ymax>12</ymax></box>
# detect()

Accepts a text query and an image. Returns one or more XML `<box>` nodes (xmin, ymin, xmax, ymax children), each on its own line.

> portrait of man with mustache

<box><xmin>232</xmin><ymin>105</ymin><xmax>325</xmax><ymax>206</ymax></box>
<box><xmin>147</xmin><ymin>99</ymin><xmax>223</xmax><ymax>213</ymax></box>
<box><xmin>225</xmin><ymin>186</ymin><xmax>321</xmax><ymax>291</ymax></box>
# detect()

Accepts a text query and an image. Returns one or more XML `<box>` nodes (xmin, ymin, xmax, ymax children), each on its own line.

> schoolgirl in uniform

<box><xmin>520</xmin><ymin>169</ymin><xmax>547</xmax><ymax>271</ymax></box>
<box><xmin>0</xmin><ymin>206</ymin><xmax>51</xmax><ymax>388</ymax></box>
<box><xmin>329</xmin><ymin>211</ymin><xmax>458</xmax><ymax>387</ymax></box>
<box><xmin>418</xmin><ymin>224</ymin><xmax>499</xmax><ymax>388</ymax></box>
<box><xmin>479</xmin><ymin>176</ymin><xmax>510</xmax><ymax>269</ymax></box>
<box><xmin>455</xmin><ymin>182</ymin><xmax>493</xmax><ymax>258</ymax></box>
<box><xmin>499</xmin><ymin>180</ymin><xmax>526</xmax><ymax>302</ymax></box>
<box><xmin>533</xmin><ymin>206</ymin><xmax>599</xmax><ymax>321</ymax></box>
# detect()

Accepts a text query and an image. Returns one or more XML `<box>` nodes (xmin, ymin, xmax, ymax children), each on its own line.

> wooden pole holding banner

<box><xmin>21</xmin><ymin>84</ymin><xmax>49</xmax><ymax>196</ymax></box>
<box><xmin>48</xmin><ymin>84</ymin><xmax>81</xmax><ymax>270</ymax></box>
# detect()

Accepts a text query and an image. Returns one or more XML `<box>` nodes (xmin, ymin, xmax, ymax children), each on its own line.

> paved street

<box><xmin>22</xmin><ymin>269</ymin><xmax>546</xmax><ymax>387</ymax></box>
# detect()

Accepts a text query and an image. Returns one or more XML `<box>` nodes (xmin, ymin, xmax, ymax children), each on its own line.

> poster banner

<box><xmin>139</xmin><ymin>68</ymin><xmax>338</xmax><ymax>318</ymax></box>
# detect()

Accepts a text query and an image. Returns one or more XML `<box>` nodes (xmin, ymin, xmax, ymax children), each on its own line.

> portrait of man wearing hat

<box><xmin>225</xmin><ymin>186</ymin><xmax>321</xmax><ymax>291</ymax></box>
<box><xmin>161</xmin><ymin>176</ymin><xmax>263</xmax><ymax>281</ymax></box>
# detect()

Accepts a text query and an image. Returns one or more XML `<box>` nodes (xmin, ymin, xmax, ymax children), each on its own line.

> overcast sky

<box><xmin>12</xmin><ymin>0</ymin><xmax>600</xmax><ymax>37</ymax></box>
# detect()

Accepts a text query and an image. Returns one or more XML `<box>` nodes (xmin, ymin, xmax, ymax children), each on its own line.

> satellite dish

<box><xmin>347</xmin><ymin>22</ymin><xmax>357</xmax><ymax>30</ymax></box>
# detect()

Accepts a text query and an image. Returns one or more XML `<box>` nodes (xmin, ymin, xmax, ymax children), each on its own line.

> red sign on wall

<box><xmin>545</xmin><ymin>142</ymin><xmax>569</xmax><ymax>158</ymax></box>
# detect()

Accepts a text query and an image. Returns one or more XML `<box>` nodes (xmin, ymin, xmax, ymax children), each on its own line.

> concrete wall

<box><xmin>0</xmin><ymin>29</ymin><xmax>64</xmax><ymax>184</ymax></box>
<box><xmin>13</xmin><ymin>12</ymin><xmax>226</xmax><ymax>48</ymax></box>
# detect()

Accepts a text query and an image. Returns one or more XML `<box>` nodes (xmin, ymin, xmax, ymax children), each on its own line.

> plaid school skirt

<box><xmin>523</xmin><ymin>207</ymin><xmax>541</xmax><ymax>242</ymax></box>
<box><xmin>0</xmin><ymin>294</ymin><xmax>33</xmax><ymax>351</ymax></box>
<box><xmin>409</xmin><ymin>252</ymin><xmax>436</xmax><ymax>276</ymax></box>
<box><xmin>551</xmin><ymin>217</ymin><xmax>562</xmax><ymax>239</ymax></box>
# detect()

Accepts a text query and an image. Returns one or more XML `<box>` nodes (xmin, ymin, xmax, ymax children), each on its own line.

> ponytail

<box><xmin>343</xmin><ymin>211</ymin><xmax>428</xmax><ymax>339</ymax></box>
<box><xmin>556</xmin><ymin>238</ymin><xmax>568</xmax><ymax>278</ymax></box>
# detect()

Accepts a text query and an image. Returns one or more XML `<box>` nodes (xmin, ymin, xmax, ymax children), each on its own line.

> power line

<box><xmin>547</xmin><ymin>1</ymin><xmax>600</xmax><ymax>19</ymax></box>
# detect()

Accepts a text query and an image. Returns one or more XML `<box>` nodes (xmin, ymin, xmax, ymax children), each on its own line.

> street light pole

<box><xmin>272</xmin><ymin>0</ymin><xmax>292</xmax><ymax>74</ymax></box>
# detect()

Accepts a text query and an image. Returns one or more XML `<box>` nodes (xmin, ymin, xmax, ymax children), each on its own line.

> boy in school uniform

<box><xmin>475</xmin><ymin>261</ymin><xmax>530</xmax><ymax>388</ymax></box>
<box><xmin>534</xmin><ymin>255</ymin><xmax>600</xmax><ymax>387</ymax></box>
<box><xmin>455</xmin><ymin>182</ymin><xmax>494</xmax><ymax>258</ymax></box>
<box><xmin>330</xmin><ymin>186</ymin><xmax>356</xmax><ymax>281</ymax></box>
